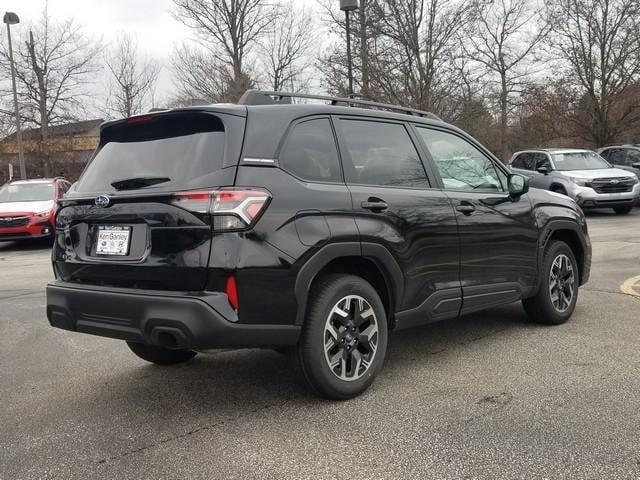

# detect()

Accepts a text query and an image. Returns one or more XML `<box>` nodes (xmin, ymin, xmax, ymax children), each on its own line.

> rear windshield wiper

<box><xmin>110</xmin><ymin>176</ymin><xmax>171</xmax><ymax>191</ymax></box>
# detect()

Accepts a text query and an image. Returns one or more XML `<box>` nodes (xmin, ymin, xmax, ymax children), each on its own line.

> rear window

<box><xmin>74</xmin><ymin>113</ymin><xmax>227</xmax><ymax>194</ymax></box>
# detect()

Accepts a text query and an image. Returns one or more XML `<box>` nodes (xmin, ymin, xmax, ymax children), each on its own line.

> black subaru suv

<box><xmin>47</xmin><ymin>91</ymin><xmax>591</xmax><ymax>399</ymax></box>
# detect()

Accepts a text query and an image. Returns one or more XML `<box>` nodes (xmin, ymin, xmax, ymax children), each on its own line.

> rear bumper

<box><xmin>46</xmin><ymin>281</ymin><xmax>301</xmax><ymax>350</ymax></box>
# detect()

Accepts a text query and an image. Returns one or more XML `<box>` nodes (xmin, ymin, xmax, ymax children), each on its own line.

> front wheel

<box><xmin>290</xmin><ymin>274</ymin><xmax>388</xmax><ymax>400</ymax></box>
<box><xmin>613</xmin><ymin>205</ymin><xmax>633</xmax><ymax>214</ymax></box>
<box><xmin>126</xmin><ymin>341</ymin><xmax>197</xmax><ymax>365</ymax></box>
<box><xmin>523</xmin><ymin>240</ymin><xmax>579</xmax><ymax>325</ymax></box>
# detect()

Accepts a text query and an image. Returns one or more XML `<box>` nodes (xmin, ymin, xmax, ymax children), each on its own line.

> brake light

<box><xmin>225</xmin><ymin>275</ymin><xmax>239</xmax><ymax>310</ymax></box>
<box><xmin>171</xmin><ymin>188</ymin><xmax>270</xmax><ymax>231</ymax></box>
<box><xmin>126</xmin><ymin>114</ymin><xmax>154</xmax><ymax>125</ymax></box>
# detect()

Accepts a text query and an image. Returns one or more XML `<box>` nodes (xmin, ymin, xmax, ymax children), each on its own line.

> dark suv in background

<box><xmin>598</xmin><ymin>145</ymin><xmax>640</xmax><ymax>178</ymax></box>
<box><xmin>47</xmin><ymin>91</ymin><xmax>591</xmax><ymax>399</ymax></box>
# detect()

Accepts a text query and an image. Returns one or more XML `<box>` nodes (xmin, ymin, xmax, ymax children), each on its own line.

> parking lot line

<box><xmin>620</xmin><ymin>275</ymin><xmax>640</xmax><ymax>298</ymax></box>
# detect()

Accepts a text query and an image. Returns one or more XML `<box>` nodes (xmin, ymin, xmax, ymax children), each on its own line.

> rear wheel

<box><xmin>126</xmin><ymin>341</ymin><xmax>197</xmax><ymax>365</ymax></box>
<box><xmin>523</xmin><ymin>240</ymin><xmax>578</xmax><ymax>325</ymax></box>
<box><xmin>290</xmin><ymin>274</ymin><xmax>388</xmax><ymax>400</ymax></box>
<box><xmin>613</xmin><ymin>205</ymin><xmax>633</xmax><ymax>214</ymax></box>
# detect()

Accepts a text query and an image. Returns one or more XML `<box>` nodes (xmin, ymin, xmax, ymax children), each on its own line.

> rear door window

<box><xmin>338</xmin><ymin>119</ymin><xmax>429</xmax><ymax>188</ymax></box>
<box><xmin>74</xmin><ymin>112</ymin><xmax>228</xmax><ymax>194</ymax></box>
<box><xmin>278</xmin><ymin>118</ymin><xmax>342</xmax><ymax>182</ymax></box>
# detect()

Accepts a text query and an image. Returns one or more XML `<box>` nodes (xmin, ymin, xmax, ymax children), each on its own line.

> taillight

<box><xmin>171</xmin><ymin>188</ymin><xmax>270</xmax><ymax>231</ymax></box>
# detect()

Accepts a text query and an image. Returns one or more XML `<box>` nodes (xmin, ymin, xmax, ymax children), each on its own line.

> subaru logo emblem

<box><xmin>610</xmin><ymin>179</ymin><xmax>619</xmax><ymax>184</ymax></box>
<box><xmin>95</xmin><ymin>195</ymin><xmax>110</xmax><ymax>208</ymax></box>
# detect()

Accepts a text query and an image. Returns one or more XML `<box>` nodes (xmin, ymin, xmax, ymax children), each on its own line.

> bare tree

<box><xmin>547</xmin><ymin>0</ymin><xmax>640</xmax><ymax>146</ymax></box>
<box><xmin>257</xmin><ymin>4</ymin><xmax>316</xmax><ymax>92</ymax></box>
<box><xmin>171</xmin><ymin>43</ymin><xmax>253</xmax><ymax>104</ymax></box>
<box><xmin>465</xmin><ymin>0</ymin><xmax>548</xmax><ymax>160</ymax></box>
<box><xmin>0</xmin><ymin>8</ymin><xmax>100</xmax><ymax>176</ymax></box>
<box><xmin>172</xmin><ymin>0</ymin><xmax>278</xmax><ymax>101</ymax></box>
<box><xmin>317</xmin><ymin>0</ymin><xmax>375</xmax><ymax>98</ymax></box>
<box><xmin>369</xmin><ymin>0</ymin><xmax>469</xmax><ymax>113</ymax></box>
<box><xmin>104</xmin><ymin>34</ymin><xmax>160</xmax><ymax>119</ymax></box>
<box><xmin>319</xmin><ymin>0</ymin><xmax>469</xmax><ymax>115</ymax></box>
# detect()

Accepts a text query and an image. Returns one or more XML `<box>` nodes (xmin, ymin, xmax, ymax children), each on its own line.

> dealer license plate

<box><xmin>96</xmin><ymin>226</ymin><xmax>131</xmax><ymax>256</ymax></box>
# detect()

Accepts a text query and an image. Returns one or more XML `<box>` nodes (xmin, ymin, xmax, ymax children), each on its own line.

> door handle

<box><xmin>455</xmin><ymin>203</ymin><xmax>476</xmax><ymax>214</ymax></box>
<box><xmin>361</xmin><ymin>199</ymin><xmax>388</xmax><ymax>212</ymax></box>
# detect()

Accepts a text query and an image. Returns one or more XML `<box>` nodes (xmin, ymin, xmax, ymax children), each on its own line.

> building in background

<box><xmin>0</xmin><ymin>119</ymin><xmax>103</xmax><ymax>184</ymax></box>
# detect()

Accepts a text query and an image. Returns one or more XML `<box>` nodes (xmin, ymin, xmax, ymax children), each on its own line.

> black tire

<box><xmin>550</xmin><ymin>185</ymin><xmax>568</xmax><ymax>196</ymax></box>
<box><xmin>290</xmin><ymin>274</ymin><xmax>388</xmax><ymax>400</ymax></box>
<box><xmin>126</xmin><ymin>341</ymin><xmax>197</xmax><ymax>365</ymax></box>
<box><xmin>613</xmin><ymin>205</ymin><xmax>633</xmax><ymax>214</ymax></box>
<box><xmin>523</xmin><ymin>240</ymin><xmax>579</xmax><ymax>325</ymax></box>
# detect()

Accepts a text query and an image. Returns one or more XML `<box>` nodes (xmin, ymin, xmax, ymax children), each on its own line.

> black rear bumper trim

<box><xmin>46</xmin><ymin>282</ymin><xmax>301</xmax><ymax>350</ymax></box>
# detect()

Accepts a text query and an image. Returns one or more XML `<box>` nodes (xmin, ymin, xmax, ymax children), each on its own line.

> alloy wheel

<box><xmin>549</xmin><ymin>254</ymin><xmax>575</xmax><ymax>313</ymax></box>
<box><xmin>323</xmin><ymin>295</ymin><xmax>379</xmax><ymax>382</ymax></box>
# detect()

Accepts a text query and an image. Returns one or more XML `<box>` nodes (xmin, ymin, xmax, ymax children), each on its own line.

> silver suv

<box><xmin>509</xmin><ymin>149</ymin><xmax>640</xmax><ymax>214</ymax></box>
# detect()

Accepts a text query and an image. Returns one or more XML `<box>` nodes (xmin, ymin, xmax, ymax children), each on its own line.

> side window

<box><xmin>599</xmin><ymin>149</ymin><xmax>612</xmax><ymax>161</ymax></box>
<box><xmin>278</xmin><ymin>118</ymin><xmax>341</xmax><ymax>183</ymax></box>
<box><xmin>58</xmin><ymin>181</ymin><xmax>70</xmax><ymax>197</ymax></box>
<box><xmin>534</xmin><ymin>153</ymin><xmax>551</xmax><ymax>170</ymax></box>
<box><xmin>604</xmin><ymin>148</ymin><xmax>623</xmax><ymax>164</ymax></box>
<box><xmin>338</xmin><ymin>119</ymin><xmax>429</xmax><ymax>188</ymax></box>
<box><xmin>416</xmin><ymin>127</ymin><xmax>504</xmax><ymax>192</ymax></box>
<box><xmin>625</xmin><ymin>149</ymin><xmax>640</xmax><ymax>165</ymax></box>
<box><xmin>511</xmin><ymin>153</ymin><xmax>531</xmax><ymax>170</ymax></box>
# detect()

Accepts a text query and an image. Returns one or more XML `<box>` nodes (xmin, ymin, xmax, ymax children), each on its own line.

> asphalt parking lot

<box><xmin>1</xmin><ymin>210</ymin><xmax>640</xmax><ymax>480</ymax></box>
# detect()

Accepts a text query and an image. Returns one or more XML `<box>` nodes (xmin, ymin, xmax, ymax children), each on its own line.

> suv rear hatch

<box><xmin>53</xmin><ymin>109</ymin><xmax>246</xmax><ymax>291</ymax></box>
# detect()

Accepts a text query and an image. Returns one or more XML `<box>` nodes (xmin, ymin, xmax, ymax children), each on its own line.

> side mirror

<box><xmin>632</xmin><ymin>162</ymin><xmax>640</xmax><ymax>169</ymax></box>
<box><xmin>537</xmin><ymin>166</ymin><xmax>551</xmax><ymax>175</ymax></box>
<box><xmin>508</xmin><ymin>174</ymin><xmax>529</xmax><ymax>198</ymax></box>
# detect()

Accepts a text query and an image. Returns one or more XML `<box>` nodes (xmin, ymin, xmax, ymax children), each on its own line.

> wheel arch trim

<box><xmin>538</xmin><ymin>219</ymin><xmax>590</xmax><ymax>286</ymax></box>
<box><xmin>294</xmin><ymin>242</ymin><xmax>404</xmax><ymax>325</ymax></box>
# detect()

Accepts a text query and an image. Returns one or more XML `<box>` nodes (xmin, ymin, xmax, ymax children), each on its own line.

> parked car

<box><xmin>597</xmin><ymin>145</ymin><xmax>640</xmax><ymax>178</ymax></box>
<box><xmin>46</xmin><ymin>91</ymin><xmax>591</xmax><ymax>399</ymax></box>
<box><xmin>510</xmin><ymin>148</ymin><xmax>640</xmax><ymax>214</ymax></box>
<box><xmin>0</xmin><ymin>178</ymin><xmax>71</xmax><ymax>242</ymax></box>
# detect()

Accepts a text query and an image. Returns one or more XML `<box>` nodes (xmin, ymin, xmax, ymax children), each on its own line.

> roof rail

<box><xmin>238</xmin><ymin>90</ymin><xmax>441</xmax><ymax>121</ymax></box>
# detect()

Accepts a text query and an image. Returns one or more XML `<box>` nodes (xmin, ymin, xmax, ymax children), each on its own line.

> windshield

<box><xmin>552</xmin><ymin>152</ymin><xmax>611</xmax><ymax>171</ymax></box>
<box><xmin>0</xmin><ymin>183</ymin><xmax>54</xmax><ymax>203</ymax></box>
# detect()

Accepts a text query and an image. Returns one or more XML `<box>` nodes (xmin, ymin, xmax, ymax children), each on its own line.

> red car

<box><xmin>0</xmin><ymin>178</ymin><xmax>71</xmax><ymax>242</ymax></box>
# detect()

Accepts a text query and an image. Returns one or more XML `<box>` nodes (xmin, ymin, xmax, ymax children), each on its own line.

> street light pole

<box><xmin>4</xmin><ymin>12</ymin><xmax>26</xmax><ymax>180</ymax></box>
<box><xmin>339</xmin><ymin>0</ymin><xmax>359</xmax><ymax>97</ymax></box>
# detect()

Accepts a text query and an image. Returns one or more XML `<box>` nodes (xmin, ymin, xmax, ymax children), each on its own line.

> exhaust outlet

<box><xmin>149</xmin><ymin>326</ymin><xmax>189</xmax><ymax>350</ymax></box>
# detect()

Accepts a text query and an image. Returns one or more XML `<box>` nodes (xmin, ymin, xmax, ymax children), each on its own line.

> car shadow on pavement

<box><xmin>40</xmin><ymin>302</ymin><xmax>541</xmax><ymax>467</ymax></box>
<box><xmin>78</xmin><ymin>302</ymin><xmax>533</xmax><ymax>417</ymax></box>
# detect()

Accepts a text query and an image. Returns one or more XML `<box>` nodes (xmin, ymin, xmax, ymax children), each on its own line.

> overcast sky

<box><xmin>3</xmin><ymin>0</ymin><xmax>327</xmax><ymax>112</ymax></box>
